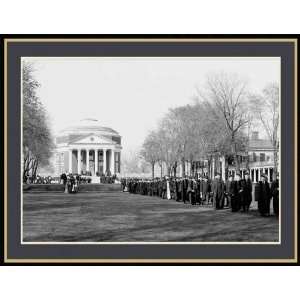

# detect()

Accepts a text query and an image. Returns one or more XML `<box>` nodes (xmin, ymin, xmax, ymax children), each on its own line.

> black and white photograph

<box><xmin>22</xmin><ymin>56</ymin><xmax>281</xmax><ymax>244</ymax></box>
<box><xmin>1</xmin><ymin>2</ymin><xmax>300</xmax><ymax>299</ymax></box>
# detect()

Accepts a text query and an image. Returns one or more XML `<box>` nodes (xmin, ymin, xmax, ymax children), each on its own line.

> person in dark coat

<box><xmin>202</xmin><ymin>176</ymin><xmax>210</xmax><ymax>205</ymax></box>
<box><xmin>170</xmin><ymin>178</ymin><xmax>175</xmax><ymax>200</ymax></box>
<box><xmin>243</xmin><ymin>171</ymin><xmax>253</xmax><ymax>212</ymax></box>
<box><xmin>188</xmin><ymin>178</ymin><xmax>197</xmax><ymax>205</ymax></box>
<box><xmin>161</xmin><ymin>178</ymin><xmax>167</xmax><ymax>199</ymax></box>
<box><xmin>174</xmin><ymin>178</ymin><xmax>178</xmax><ymax>200</ymax></box>
<box><xmin>67</xmin><ymin>173</ymin><xmax>73</xmax><ymax>193</ymax></box>
<box><xmin>271</xmin><ymin>173</ymin><xmax>279</xmax><ymax>217</ymax></box>
<box><xmin>156</xmin><ymin>179</ymin><xmax>160</xmax><ymax>197</ymax></box>
<box><xmin>158</xmin><ymin>179</ymin><xmax>163</xmax><ymax>198</ymax></box>
<box><xmin>212</xmin><ymin>173</ymin><xmax>225</xmax><ymax>209</ymax></box>
<box><xmin>61</xmin><ymin>172</ymin><xmax>68</xmax><ymax>193</ymax></box>
<box><xmin>177</xmin><ymin>178</ymin><xmax>182</xmax><ymax>202</ymax></box>
<box><xmin>182</xmin><ymin>177</ymin><xmax>188</xmax><ymax>203</ymax></box>
<box><xmin>239</xmin><ymin>172</ymin><xmax>252</xmax><ymax>212</ymax></box>
<box><xmin>187</xmin><ymin>178</ymin><xmax>192</xmax><ymax>204</ymax></box>
<box><xmin>198</xmin><ymin>176</ymin><xmax>204</xmax><ymax>205</ymax></box>
<box><xmin>225</xmin><ymin>175</ymin><xmax>234</xmax><ymax>208</ymax></box>
<box><xmin>257</xmin><ymin>174</ymin><xmax>271</xmax><ymax>216</ymax></box>
<box><xmin>235</xmin><ymin>173</ymin><xmax>245</xmax><ymax>211</ymax></box>
<box><xmin>195</xmin><ymin>177</ymin><xmax>201</xmax><ymax>205</ymax></box>
<box><xmin>232</xmin><ymin>173</ymin><xmax>242</xmax><ymax>212</ymax></box>
<box><xmin>239</xmin><ymin>175</ymin><xmax>247</xmax><ymax>212</ymax></box>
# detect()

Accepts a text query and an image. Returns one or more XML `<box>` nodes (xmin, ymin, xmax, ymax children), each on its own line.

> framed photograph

<box><xmin>1</xmin><ymin>36</ymin><xmax>298</xmax><ymax>264</ymax></box>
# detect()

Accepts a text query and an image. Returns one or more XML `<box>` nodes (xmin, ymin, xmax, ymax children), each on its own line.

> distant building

<box><xmin>54</xmin><ymin>118</ymin><xmax>122</xmax><ymax>176</ymax></box>
<box><xmin>227</xmin><ymin>131</ymin><xmax>277</xmax><ymax>182</ymax></box>
<box><xmin>190</xmin><ymin>131</ymin><xmax>278</xmax><ymax>182</ymax></box>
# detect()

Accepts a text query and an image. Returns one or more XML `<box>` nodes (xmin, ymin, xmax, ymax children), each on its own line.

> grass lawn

<box><xmin>23</xmin><ymin>191</ymin><xmax>279</xmax><ymax>242</ymax></box>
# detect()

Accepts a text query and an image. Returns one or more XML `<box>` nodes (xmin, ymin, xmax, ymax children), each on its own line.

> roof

<box><xmin>249</xmin><ymin>138</ymin><xmax>274</xmax><ymax>150</ymax></box>
<box><xmin>57</xmin><ymin>118</ymin><xmax>120</xmax><ymax>137</ymax></box>
<box><xmin>68</xmin><ymin>133</ymin><xmax>115</xmax><ymax>144</ymax></box>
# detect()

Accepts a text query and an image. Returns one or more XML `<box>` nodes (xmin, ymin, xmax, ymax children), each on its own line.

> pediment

<box><xmin>71</xmin><ymin>134</ymin><xmax>116</xmax><ymax>145</ymax></box>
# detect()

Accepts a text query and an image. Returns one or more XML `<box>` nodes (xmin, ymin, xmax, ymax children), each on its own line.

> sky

<box><xmin>23</xmin><ymin>57</ymin><xmax>280</xmax><ymax>155</ymax></box>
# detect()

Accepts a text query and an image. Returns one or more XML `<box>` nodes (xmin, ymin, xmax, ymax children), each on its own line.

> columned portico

<box><xmin>86</xmin><ymin>149</ymin><xmax>90</xmax><ymax>173</ymax></box>
<box><xmin>95</xmin><ymin>149</ymin><xmax>98</xmax><ymax>175</ymax></box>
<box><xmin>68</xmin><ymin>149</ymin><xmax>73</xmax><ymax>173</ymax></box>
<box><xmin>66</xmin><ymin>148</ymin><xmax>122</xmax><ymax>176</ymax></box>
<box><xmin>103</xmin><ymin>149</ymin><xmax>107</xmax><ymax>174</ymax></box>
<box><xmin>110</xmin><ymin>149</ymin><xmax>115</xmax><ymax>174</ymax></box>
<box><xmin>77</xmin><ymin>149</ymin><xmax>81</xmax><ymax>174</ymax></box>
<box><xmin>54</xmin><ymin>119</ymin><xmax>122</xmax><ymax>177</ymax></box>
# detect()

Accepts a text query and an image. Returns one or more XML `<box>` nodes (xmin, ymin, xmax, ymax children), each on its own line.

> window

<box><xmin>260</xmin><ymin>153</ymin><xmax>265</xmax><ymax>161</ymax></box>
<box><xmin>253</xmin><ymin>153</ymin><xmax>257</xmax><ymax>162</ymax></box>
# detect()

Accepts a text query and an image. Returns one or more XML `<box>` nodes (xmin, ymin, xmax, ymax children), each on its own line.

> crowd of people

<box><xmin>27</xmin><ymin>170</ymin><xmax>280</xmax><ymax>217</ymax></box>
<box><xmin>59</xmin><ymin>172</ymin><xmax>120</xmax><ymax>193</ymax></box>
<box><xmin>121</xmin><ymin>171</ymin><xmax>279</xmax><ymax>217</ymax></box>
<box><xmin>24</xmin><ymin>175</ymin><xmax>60</xmax><ymax>184</ymax></box>
<box><xmin>60</xmin><ymin>173</ymin><xmax>80</xmax><ymax>193</ymax></box>
<box><xmin>100</xmin><ymin>174</ymin><xmax>118</xmax><ymax>184</ymax></box>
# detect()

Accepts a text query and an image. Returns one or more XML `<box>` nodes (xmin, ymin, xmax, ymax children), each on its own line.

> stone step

<box><xmin>91</xmin><ymin>176</ymin><xmax>100</xmax><ymax>183</ymax></box>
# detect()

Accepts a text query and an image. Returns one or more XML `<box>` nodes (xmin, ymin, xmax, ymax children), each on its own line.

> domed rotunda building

<box><xmin>54</xmin><ymin>118</ymin><xmax>122</xmax><ymax>177</ymax></box>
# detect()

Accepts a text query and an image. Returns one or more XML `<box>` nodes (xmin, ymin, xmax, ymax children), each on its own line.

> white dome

<box><xmin>58</xmin><ymin>118</ymin><xmax>120</xmax><ymax>137</ymax></box>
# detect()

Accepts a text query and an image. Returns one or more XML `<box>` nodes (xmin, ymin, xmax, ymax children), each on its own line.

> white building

<box><xmin>54</xmin><ymin>118</ymin><xmax>122</xmax><ymax>177</ymax></box>
<box><xmin>228</xmin><ymin>131</ymin><xmax>277</xmax><ymax>183</ymax></box>
<box><xmin>190</xmin><ymin>131</ymin><xmax>278</xmax><ymax>183</ymax></box>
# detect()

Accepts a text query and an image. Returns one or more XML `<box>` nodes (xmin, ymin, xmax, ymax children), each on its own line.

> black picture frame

<box><xmin>1</xmin><ymin>35</ymin><xmax>298</xmax><ymax>265</ymax></box>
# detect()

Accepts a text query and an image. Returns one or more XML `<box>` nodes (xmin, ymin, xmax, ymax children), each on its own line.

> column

<box><xmin>95</xmin><ymin>149</ymin><xmax>98</xmax><ymax>175</ymax></box>
<box><xmin>103</xmin><ymin>149</ymin><xmax>107</xmax><ymax>175</ymax></box>
<box><xmin>77</xmin><ymin>149</ymin><xmax>81</xmax><ymax>175</ymax></box>
<box><xmin>221</xmin><ymin>156</ymin><xmax>225</xmax><ymax>181</ymax></box>
<box><xmin>68</xmin><ymin>149</ymin><xmax>72</xmax><ymax>173</ymax></box>
<box><xmin>86</xmin><ymin>149</ymin><xmax>89</xmax><ymax>173</ymax></box>
<box><xmin>111</xmin><ymin>149</ymin><xmax>115</xmax><ymax>175</ymax></box>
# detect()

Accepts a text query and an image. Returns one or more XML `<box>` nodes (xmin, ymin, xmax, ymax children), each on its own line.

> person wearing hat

<box><xmin>257</xmin><ymin>173</ymin><xmax>271</xmax><ymax>216</ymax></box>
<box><xmin>195</xmin><ymin>176</ymin><xmax>202</xmax><ymax>205</ymax></box>
<box><xmin>191</xmin><ymin>177</ymin><xmax>197</xmax><ymax>205</ymax></box>
<box><xmin>240</xmin><ymin>171</ymin><xmax>252</xmax><ymax>212</ymax></box>
<box><xmin>198</xmin><ymin>175</ymin><xmax>203</xmax><ymax>205</ymax></box>
<box><xmin>187</xmin><ymin>176</ymin><xmax>196</xmax><ymax>204</ymax></box>
<box><xmin>182</xmin><ymin>176</ymin><xmax>188</xmax><ymax>204</ymax></box>
<box><xmin>225</xmin><ymin>174</ymin><xmax>235</xmax><ymax>209</ymax></box>
<box><xmin>175</xmin><ymin>177</ymin><xmax>182</xmax><ymax>202</ymax></box>
<box><xmin>271</xmin><ymin>172</ymin><xmax>279</xmax><ymax>217</ymax></box>
<box><xmin>233</xmin><ymin>172</ymin><xmax>242</xmax><ymax>212</ymax></box>
<box><xmin>202</xmin><ymin>176</ymin><xmax>211</xmax><ymax>205</ymax></box>
<box><xmin>212</xmin><ymin>172</ymin><xmax>225</xmax><ymax>209</ymax></box>
<box><xmin>60</xmin><ymin>171</ymin><xmax>68</xmax><ymax>193</ymax></box>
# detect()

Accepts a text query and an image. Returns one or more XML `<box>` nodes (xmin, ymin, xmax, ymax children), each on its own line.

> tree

<box><xmin>22</xmin><ymin>62</ymin><xmax>54</xmax><ymax>182</ymax></box>
<box><xmin>163</xmin><ymin>106</ymin><xmax>190</xmax><ymax>176</ymax></box>
<box><xmin>156</xmin><ymin>116</ymin><xmax>181</xmax><ymax>177</ymax></box>
<box><xmin>140</xmin><ymin>131</ymin><xmax>161</xmax><ymax>178</ymax></box>
<box><xmin>249</xmin><ymin>82</ymin><xmax>280</xmax><ymax>173</ymax></box>
<box><xmin>121</xmin><ymin>150</ymin><xmax>150</xmax><ymax>176</ymax></box>
<box><xmin>196</xmin><ymin>72</ymin><xmax>250</xmax><ymax>172</ymax></box>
